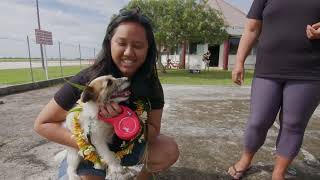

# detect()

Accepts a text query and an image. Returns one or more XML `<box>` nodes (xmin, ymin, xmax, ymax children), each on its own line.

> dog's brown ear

<box><xmin>81</xmin><ymin>86</ymin><xmax>97</xmax><ymax>103</ymax></box>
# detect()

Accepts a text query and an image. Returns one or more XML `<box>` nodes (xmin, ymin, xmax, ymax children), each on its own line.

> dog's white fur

<box><xmin>61</xmin><ymin>75</ymin><xmax>133</xmax><ymax>180</ymax></box>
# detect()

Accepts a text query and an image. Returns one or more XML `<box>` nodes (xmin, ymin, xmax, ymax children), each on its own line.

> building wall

<box><xmin>227</xmin><ymin>54</ymin><xmax>256</xmax><ymax>70</ymax></box>
<box><xmin>160</xmin><ymin>40</ymin><xmax>257</xmax><ymax>71</ymax></box>
<box><xmin>160</xmin><ymin>54</ymin><xmax>206</xmax><ymax>70</ymax></box>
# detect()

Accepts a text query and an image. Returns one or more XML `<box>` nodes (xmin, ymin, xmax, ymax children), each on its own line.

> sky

<box><xmin>0</xmin><ymin>0</ymin><xmax>252</xmax><ymax>58</ymax></box>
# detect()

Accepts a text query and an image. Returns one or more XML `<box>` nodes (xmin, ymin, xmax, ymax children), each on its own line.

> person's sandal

<box><xmin>227</xmin><ymin>165</ymin><xmax>251</xmax><ymax>180</ymax></box>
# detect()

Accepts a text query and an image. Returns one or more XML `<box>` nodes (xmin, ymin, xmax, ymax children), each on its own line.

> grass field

<box><xmin>159</xmin><ymin>69</ymin><xmax>253</xmax><ymax>86</ymax></box>
<box><xmin>0</xmin><ymin>68</ymin><xmax>254</xmax><ymax>86</ymax></box>
<box><xmin>0</xmin><ymin>66</ymin><xmax>83</xmax><ymax>85</ymax></box>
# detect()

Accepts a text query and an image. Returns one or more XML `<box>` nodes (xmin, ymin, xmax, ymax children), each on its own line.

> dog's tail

<box><xmin>54</xmin><ymin>150</ymin><xmax>67</xmax><ymax>164</ymax></box>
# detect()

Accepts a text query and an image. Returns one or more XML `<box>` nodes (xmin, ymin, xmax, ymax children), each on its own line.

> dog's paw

<box><xmin>105</xmin><ymin>165</ymin><xmax>135</xmax><ymax>180</ymax></box>
<box><xmin>68</xmin><ymin>174</ymin><xmax>81</xmax><ymax>180</ymax></box>
<box><xmin>122</xmin><ymin>168</ymin><xmax>138</xmax><ymax>179</ymax></box>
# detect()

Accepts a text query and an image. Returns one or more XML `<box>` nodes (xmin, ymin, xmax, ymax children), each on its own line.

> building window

<box><xmin>189</xmin><ymin>42</ymin><xmax>198</xmax><ymax>54</ymax></box>
<box><xmin>229</xmin><ymin>37</ymin><xmax>240</xmax><ymax>55</ymax></box>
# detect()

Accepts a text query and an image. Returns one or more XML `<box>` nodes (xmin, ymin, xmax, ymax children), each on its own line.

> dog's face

<box><xmin>81</xmin><ymin>75</ymin><xmax>130</xmax><ymax>105</ymax></box>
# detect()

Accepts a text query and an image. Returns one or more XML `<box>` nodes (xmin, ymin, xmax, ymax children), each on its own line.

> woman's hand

<box><xmin>232</xmin><ymin>63</ymin><xmax>245</xmax><ymax>86</ymax></box>
<box><xmin>306</xmin><ymin>22</ymin><xmax>320</xmax><ymax>40</ymax></box>
<box><xmin>99</xmin><ymin>102</ymin><xmax>123</xmax><ymax>118</ymax></box>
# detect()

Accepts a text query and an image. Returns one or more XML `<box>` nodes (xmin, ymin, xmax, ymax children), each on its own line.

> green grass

<box><xmin>0</xmin><ymin>66</ymin><xmax>86</xmax><ymax>85</ymax></box>
<box><xmin>158</xmin><ymin>69</ymin><xmax>253</xmax><ymax>86</ymax></box>
<box><xmin>0</xmin><ymin>68</ymin><xmax>253</xmax><ymax>86</ymax></box>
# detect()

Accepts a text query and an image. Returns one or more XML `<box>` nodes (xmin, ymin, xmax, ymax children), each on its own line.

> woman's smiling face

<box><xmin>110</xmin><ymin>22</ymin><xmax>149</xmax><ymax>78</ymax></box>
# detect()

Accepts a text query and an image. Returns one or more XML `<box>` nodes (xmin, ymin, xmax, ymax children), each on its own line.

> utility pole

<box><xmin>36</xmin><ymin>0</ymin><xmax>48</xmax><ymax>79</ymax></box>
<box><xmin>36</xmin><ymin>0</ymin><xmax>45</xmax><ymax>70</ymax></box>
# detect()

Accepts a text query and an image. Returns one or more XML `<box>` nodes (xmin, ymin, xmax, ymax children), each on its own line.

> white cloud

<box><xmin>0</xmin><ymin>0</ymin><xmax>128</xmax><ymax>58</ymax></box>
<box><xmin>56</xmin><ymin>0</ymin><xmax>129</xmax><ymax>16</ymax></box>
<box><xmin>0</xmin><ymin>0</ymin><xmax>250</xmax><ymax>58</ymax></box>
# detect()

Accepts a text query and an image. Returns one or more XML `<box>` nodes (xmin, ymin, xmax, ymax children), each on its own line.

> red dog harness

<box><xmin>98</xmin><ymin>105</ymin><xmax>141</xmax><ymax>141</ymax></box>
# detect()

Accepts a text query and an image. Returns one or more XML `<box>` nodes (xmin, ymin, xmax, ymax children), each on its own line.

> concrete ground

<box><xmin>0</xmin><ymin>84</ymin><xmax>319</xmax><ymax>180</ymax></box>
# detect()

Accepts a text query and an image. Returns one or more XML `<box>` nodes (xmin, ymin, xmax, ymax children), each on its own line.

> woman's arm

<box><xmin>146</xmin><ymin>109</ymin><xmax>163</xmax><ymax>142</ymax></box>
<box><xmin>34</xmin><ymin>98</ymin><xmax>78</xmax><ymax>149</ymax></box>
<box><xmin>306</xmin><ymin>22</ymin><xmax>320</xmax><ymax>40</ymax></box>
<box><xmin>232</xmin><ymin>18</ymin><xmax>262</xmax><ymax>85</ymax></box>
<box><xmin>236</xmin><ymin>19</ymin><xmax>262</xmax><ymax>65</ymax></box>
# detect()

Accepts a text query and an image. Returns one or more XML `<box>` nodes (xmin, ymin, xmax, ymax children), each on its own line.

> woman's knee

<box><xmin>165</xmin><ymin>137</ymin><xmax>180</xmax><ymax>164</ymax></box>
<box><xmin>246</xmin><ymin>117</ymin><xmax>271</xmax><ymax>133</ymax></box>
<box><xmin>149</xmin><ymin>135</ymin><xmax>180</xmax><ymax>168</ymax></box>
<box><xmin>80</xmin><ymin>175</ymin><xmax>104</xmax><ymax>180</ymax></box>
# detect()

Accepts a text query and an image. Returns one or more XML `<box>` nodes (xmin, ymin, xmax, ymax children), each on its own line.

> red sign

<box><xmin>35</xmin><ymin>29</ymin><xmax>53</xmax><ymax>45</ymax></box>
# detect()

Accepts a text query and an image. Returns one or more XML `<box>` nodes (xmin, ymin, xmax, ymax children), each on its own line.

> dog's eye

<box><xmin>106</xmin><ymin>80</ymin><xmax>113</xmax><ymax>87</ymax></box>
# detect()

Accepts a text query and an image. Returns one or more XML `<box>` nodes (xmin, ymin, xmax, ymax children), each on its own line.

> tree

<box><xmin>126</xmin><ymin>0</ymin><xmax>228</xmax><ymax>70</ymax></box>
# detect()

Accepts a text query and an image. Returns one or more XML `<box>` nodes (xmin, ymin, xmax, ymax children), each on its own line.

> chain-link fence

<box><xmin>0</xmin><ymin>36</ymin><xmax>100</xmax><ymax>87</ymax></box>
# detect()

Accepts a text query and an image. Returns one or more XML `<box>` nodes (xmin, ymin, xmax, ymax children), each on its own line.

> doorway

<box><xmin>208</xmin><ymin>45</ymin><xmax>220</xmax><ymax>67</ymax></box>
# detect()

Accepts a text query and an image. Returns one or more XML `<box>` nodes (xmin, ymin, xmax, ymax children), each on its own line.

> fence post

<box><xmin>43</xmin><ymin>45</ymin><xmax>49</xmax><ymax>80</ymax></box>
<box><xmin>26</xmin><ymin>36</ymin><xmax>34</xmax><ymax>82</ymax></box>
<box><xmin>78</xmin><ymin>44</ymin><xmax>82</xmax><ymax>69</ymax></box>
<box><xmin>58</xmin><ymin>41</ymin><xmax>63</xmax><ymax>77</ymax></box>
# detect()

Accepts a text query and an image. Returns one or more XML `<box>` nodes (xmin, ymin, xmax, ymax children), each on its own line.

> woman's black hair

<box><xmin>84</xmin><ymin>8</ymin><xmax>163</xmax><ymax>142</ymax></box>
<box><xmin>86</xmin><ymin>7</ymin><xmax>158</xmax><ymax>82</ymax></box>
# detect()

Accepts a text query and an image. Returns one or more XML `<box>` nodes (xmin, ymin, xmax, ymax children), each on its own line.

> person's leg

<box><xmin>80</xmin><ymin>176</ymin><xmax>104</xmax><ymax>180</ymax></box>
<box><xmin>58</xmin><ymin>157</ymin><xmax>106</xmax><ymax>180</ymax></box>
<box><xmin>228</xmin><ymin>78</ymin><xmax>283</xmax><ymax>178</ymax></box>
<box><xmin>136</xmin><ymin>134</ymin><xmax>179</xmax><ymax>180</ymax></box>
<box><xmin>272</xmin><ymin>80</ymin><xmax>320</xmax><ymax>180</ymax></box>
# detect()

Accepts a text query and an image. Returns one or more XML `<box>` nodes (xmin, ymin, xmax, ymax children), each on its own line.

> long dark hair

<box><xmin>87</xmin><ymin>8</ymin><xmax>158</xmax><ymax>82</ymax></box>
<box><xmin>84</xmin><ymin>8</ymin><xmax>162</xmax><ymax>143</ymax></box>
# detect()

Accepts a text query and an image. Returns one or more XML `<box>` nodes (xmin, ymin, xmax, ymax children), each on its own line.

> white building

<box><xmin>161</xmin><ymin>0</ymin><xmax>256</xmax><ymax>71</ymax></box>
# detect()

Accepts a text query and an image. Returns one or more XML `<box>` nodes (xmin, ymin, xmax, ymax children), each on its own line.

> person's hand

<box><xmin>99</xmin><ymin>102</ymin><xmax>123</xmax><ymax>118</ymax></box>
<box><xmin>306</xmin><ymin>23</ymin><xmax>320</xmax><ymax>40</ymax></box>
<box><xmin>232</xmin><ymin>63</ymin><xmax>245</xmax><ymax>86</ymax></box>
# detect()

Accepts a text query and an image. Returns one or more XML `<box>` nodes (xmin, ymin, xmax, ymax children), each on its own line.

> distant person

<box><xmin>166</xmin><ymin>58</ymin><xmax>172</xmax><ymax>69</ymax></box>
<box><xmin>34</xmin><ymin>8</ymin><xmax>179</xmax><ymax>180</ymax></box>
<box><xmin>228</xmin><ymin>0</ymin><xmax>320</xmax><ymax>179</ymax></box>
<box><xmin>202</xmin><ymin>51</ymin><xmax>211</xmax><ymax>71</ymax></box>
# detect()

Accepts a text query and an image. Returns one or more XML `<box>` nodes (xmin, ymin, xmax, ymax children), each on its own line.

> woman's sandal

<box><xmin>227</xmin><ymin>165</ymin><xmax>251</xmax><ymax>180</ymax></box>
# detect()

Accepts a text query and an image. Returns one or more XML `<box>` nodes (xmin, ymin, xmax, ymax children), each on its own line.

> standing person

<box><xmin>166</xmin><ymin>58</ymin><xmax>172</xmax><ymax>69</ymax></box>
<box><xmin>34</xmin><ymin>8</ymin><xmax>179</xmax><ymax>180</ymax></box>
<box><xmin>202</xmin><ymin>51</ymin><xmax>211</xmax><ymax>71</ymax></box>
<box><xmin>228</xmin><ymin>0</ymin><xmax>320</xmax><ymax>179</ymax></box>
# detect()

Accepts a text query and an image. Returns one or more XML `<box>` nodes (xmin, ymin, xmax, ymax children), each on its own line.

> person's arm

<box><xmin>232</xmin><ymin>19</ymin><xmax>262</xmax><ymax>85</ymax></box>
<box><xmin>34</xmin><ymin>98</ymin><xmax>78</xmax><ymax>149</ymax></box>
<box><xmin>306</xmin><ymin>22</ymin><xmax>320</xmax><ymax>40</ymax></box>
<box><xmin>146</xmin><ymin>109</ymin><xmax>162</xmax><ymax>142</ymax></box>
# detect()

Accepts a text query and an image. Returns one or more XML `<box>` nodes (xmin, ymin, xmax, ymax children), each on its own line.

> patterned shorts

<box><xmin>57</xmin><ymin>141</ymin><xmax>146</xmax><ymax>180</ymax></box>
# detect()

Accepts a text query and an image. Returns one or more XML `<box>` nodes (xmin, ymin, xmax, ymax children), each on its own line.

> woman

<box><xmin>34</xmin><ymin>8</ymin><xmax>179</xmax><ymax>180</ymax></box>
<box><xmin>228</xmin><ymin>0</ymin><xmax>320</xmax><ymax>179</ymax></box>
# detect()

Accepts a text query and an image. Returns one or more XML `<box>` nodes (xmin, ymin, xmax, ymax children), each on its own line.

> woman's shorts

<box><xmin>58</xmin><ymin>141</ymin><xmax>146</xmax><ymax>179</ymax></box>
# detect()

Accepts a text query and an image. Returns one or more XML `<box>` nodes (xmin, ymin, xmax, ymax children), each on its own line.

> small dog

<box><xmin>62</xmin><ymin>75</ymin><xmax>133</xmax><ymax>180</ymax></box>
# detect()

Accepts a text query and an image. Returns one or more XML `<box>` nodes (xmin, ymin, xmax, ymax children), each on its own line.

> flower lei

<box><xmin>69</xmin><ymin>98</ymin><xmax>150</xmax><ymax>169</ymax></box>
<box><xmin>71</xmin><ymin>106</ymin><xmax>104</xmax><ymax>169</ymax></box>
